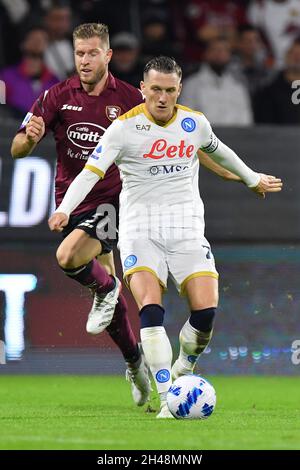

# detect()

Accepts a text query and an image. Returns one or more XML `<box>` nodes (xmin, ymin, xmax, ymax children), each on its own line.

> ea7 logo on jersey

<box><xmin>106</xmin><ymin>105</ymin><xmax>121</xmax><ymax>121</ymax></box>
<box><xmin>62</xmin><ymin>104</ymin><xmax>83</xmax><ymax>111</ymax></box>
<box><xmin>136</xmin><ymin>124</ymin><xmax>151</xmax><ymax>131</ymax></box>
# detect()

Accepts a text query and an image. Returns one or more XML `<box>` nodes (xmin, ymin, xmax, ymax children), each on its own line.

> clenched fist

<box><xmin>26</xmin><ymin>116</ymin><xmax>45</xmax><ymax>144</ymax></box>
<box><xmin>48</xmin><ymin>212</ymin><xmax>69</xmax><ymax>232</ymax></box>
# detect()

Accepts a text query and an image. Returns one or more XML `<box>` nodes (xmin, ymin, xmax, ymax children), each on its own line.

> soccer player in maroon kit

<box><xmin>11</xmin><ymin>23</ymin><xmax>150</xmax><ymax>406</ymax></box>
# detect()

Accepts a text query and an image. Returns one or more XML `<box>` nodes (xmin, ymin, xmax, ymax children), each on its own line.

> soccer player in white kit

<box><xmin>49</xmin><ymin>57</ymin><xmax>282</xmax><ymax>418</ymax></box>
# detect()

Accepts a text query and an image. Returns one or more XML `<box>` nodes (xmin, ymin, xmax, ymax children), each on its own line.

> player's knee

<box><xmin>191</xmin><ymin>291</ymin><xmax>219</xmax><ymax>311</ymax></box>
<box><xmin>189</xmin><ymin>307</ymin><xmax>216</xmax><ymax>332</ymax></box>
<box><xmin>56</xmin><ymin>245</ymin><xmax>77</xmax><ymax>269</ymax></box>
<box><xmin>140</xmin><ymin>304</ymin><xmax>165</xmax><ymax>328</ymax></box>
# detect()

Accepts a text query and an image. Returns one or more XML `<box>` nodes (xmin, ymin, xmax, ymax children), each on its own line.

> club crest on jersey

<box><xmin>181</xmin><ymin>117</ymin><xmax>196</xmax><ymax>132</ymax></box>
<box><xmin>106</xmin><ymin>105</ymin><xmax>121</xmax><ymax>121</ymax></box>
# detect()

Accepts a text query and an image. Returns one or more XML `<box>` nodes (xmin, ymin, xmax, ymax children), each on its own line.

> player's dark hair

<box><xmin>73</xmin><ymin>23</ymin><xmax>110</xmax><ymax>49</ymax></box>
<box><xmin>143</xmin><ymin>56</ymin><xmax>182</xmax><ymax>80</ymax></box>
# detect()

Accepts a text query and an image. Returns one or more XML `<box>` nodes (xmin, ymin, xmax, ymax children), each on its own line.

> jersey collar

<box><xmin>69</xmin><ymin>72</ymin><xmax>117</xmax><ymax>91</ymax></box>
<box><xmin>143</xmin><ymin>103</ymin><xmax>178</xmax><ymax>128</ymax></box>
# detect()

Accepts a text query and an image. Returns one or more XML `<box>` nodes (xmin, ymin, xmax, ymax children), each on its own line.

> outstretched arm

<box><xmin>48</xmin><ymin>169</ymin><xmax>101</xmax><ymax>231</ymax></box>
<box><xmin>198</xmin><ymin>150</ymin><xmax>282</xmax><ymax>197</ymax></box>
<box><xmin>198</xmin><ymin>150</ymin><xmax>242</xmax><ymax>182</ymax></box>
<box><xmin>199</xmin><ymin>120</ymin><xmax>282</xmax><ymax>197</ymax></box>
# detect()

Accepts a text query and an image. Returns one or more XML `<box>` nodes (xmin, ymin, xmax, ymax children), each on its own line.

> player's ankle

<box><xmin>159</xmin><ymin>391</ymin><xmax>168</xmax><ymax>407</ymax></box>
<box><xmin>178</xmin><ymin>355</ymin><xmax>196</xmax><ymax>370</ymax></box>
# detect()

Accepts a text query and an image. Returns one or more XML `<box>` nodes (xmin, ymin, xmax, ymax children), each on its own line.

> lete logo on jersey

<box><xmin>143</xmin><ymin>139</ymin><xmax>195</xmax><ymax>160</ymax></box>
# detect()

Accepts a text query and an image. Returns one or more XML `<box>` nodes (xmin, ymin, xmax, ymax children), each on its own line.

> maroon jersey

<box><xmin>18</xmin><ymin>73</ymin><xmax>143</xmax><ymax>215</ymax></box>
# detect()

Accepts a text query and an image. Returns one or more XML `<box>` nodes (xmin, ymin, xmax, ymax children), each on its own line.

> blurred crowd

<box><xmin>0</xmin><ymin>0</ymin><xmax>300</xmax><ymax>125</ymax></box>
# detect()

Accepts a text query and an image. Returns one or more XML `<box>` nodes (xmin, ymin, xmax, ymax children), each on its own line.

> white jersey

<box><xmin>85</xmin><ymin>103</ymin><xmax>216</xmax><ymax>240</ymax></box>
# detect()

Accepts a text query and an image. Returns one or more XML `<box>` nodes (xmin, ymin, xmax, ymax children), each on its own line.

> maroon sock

<box><xmin>63</xmin><ymin>259</ymin><xmax>115</xmax><ymax>294</ymax></box>
<box><xmin>106</xmin><ymin>292</ymin><xmax>140</xmax><ymax>364</ymax></box>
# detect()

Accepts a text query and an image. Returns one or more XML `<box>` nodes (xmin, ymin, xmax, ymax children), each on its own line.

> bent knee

<box><xmin>56</xmin><ymin>245</ymin><xmax>78</xmax><ymax>269</ymax></box>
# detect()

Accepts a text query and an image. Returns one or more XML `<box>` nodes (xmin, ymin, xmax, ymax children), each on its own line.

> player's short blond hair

<box><xmin>73</xmin><ymin>23</ymin><xmax>110</xmax><ymax>49</ymax></box>
<box><xmin>144</xmin><ymin>56</ymin><xmax>182</xmax><ymax>81</ymax></box>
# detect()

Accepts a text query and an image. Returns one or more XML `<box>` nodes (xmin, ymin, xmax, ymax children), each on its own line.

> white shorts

<box><xmin>119</xmin><ymin>237</ymin><xmax>219</xmax><ymax>295</ymax></box>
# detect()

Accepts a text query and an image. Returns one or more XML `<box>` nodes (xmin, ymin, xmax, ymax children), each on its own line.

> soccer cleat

<box><xmin>86</xmin><ymin>276</ymin><xmax>121</xmax><ymax>335</ymax></box>
<box><xmin>126</xmin><ymin>347</ymin><xmax>151</xmax><ymax>406</ymax></box>
<box><xmin>156</xmin><ymin>403</ymin><xmax>174</xmax><ymax>419</ymax></box>
<box><xmin>171</xmin><ymin>358</ymin><xmax>195</xmax><ymax>381</ymax></box>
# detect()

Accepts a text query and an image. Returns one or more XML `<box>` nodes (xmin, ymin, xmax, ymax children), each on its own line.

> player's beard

<box><xmin>80</xmin><ymin>65</ymin><xmax>106</xmax><ymax>86</ymax></box>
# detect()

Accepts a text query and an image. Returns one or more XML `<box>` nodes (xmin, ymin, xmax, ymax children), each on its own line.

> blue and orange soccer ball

<box><xmin>167</xmin><ymin>375</ymin><xmax>216</xmax><ymax>419</ymax></box>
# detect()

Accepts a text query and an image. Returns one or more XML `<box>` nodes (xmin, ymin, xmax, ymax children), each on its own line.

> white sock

<box><xmin>178</xmin><ymin>320</ymin><xmax>213</xmax><ymax>370</ymax></box>
<box><xmin>140</xmin><ymin>326</ymin><xmax>172</xmax><ymax>400</ymax></box>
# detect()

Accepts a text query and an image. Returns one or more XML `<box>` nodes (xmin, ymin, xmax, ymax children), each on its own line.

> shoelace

<box><xmin>126</xmin><ymin>367</ymin><xmax>138</xmax><ymax>382</ymax></box>
<box><xmin>93</xmin><ymin>292</ymin><xmax>108</xmax><ymax>307</ymax></box>
<box><xmin>92</xmin><ymin>290</ymin><xmax>118</xmax><ymax>310</ymax></box>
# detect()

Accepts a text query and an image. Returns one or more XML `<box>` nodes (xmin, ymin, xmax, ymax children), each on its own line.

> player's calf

<box><xmin>60</xmin><ymin>259</ymin><xmax>115</xmax><ymax>293</ymax></box>
<box><xmin>172</xmin><ymin>308</ymin><xmax>216</xmax><ymax>379</ymax></box>
<box><xmin>139</xmin><ymin>304</ymin><xmax>173</xmax><ymax>416</ymax></box>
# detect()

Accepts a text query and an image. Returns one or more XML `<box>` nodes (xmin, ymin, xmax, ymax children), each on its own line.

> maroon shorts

<box><xmin>62</xmin><ymin>209</ymin><xmax>118</xmax><ymax>254</ymax></box>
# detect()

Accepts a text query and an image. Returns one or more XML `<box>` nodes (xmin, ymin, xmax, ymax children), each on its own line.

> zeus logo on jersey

<box><xmin>61</xmin><ymin>104</ymin><xmax>83</xmax><ymax>111</ymax></box>
<box><xmin>143</xmin><ymin>139</ymin><xmax>194</xmax><ymax>160</ymax></box>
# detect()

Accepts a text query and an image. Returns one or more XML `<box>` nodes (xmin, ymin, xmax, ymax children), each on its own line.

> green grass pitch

<box><xmin>0</xmin><ymin>375</ymin><xmax>299</xmax><ymax>450</ymax></box>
